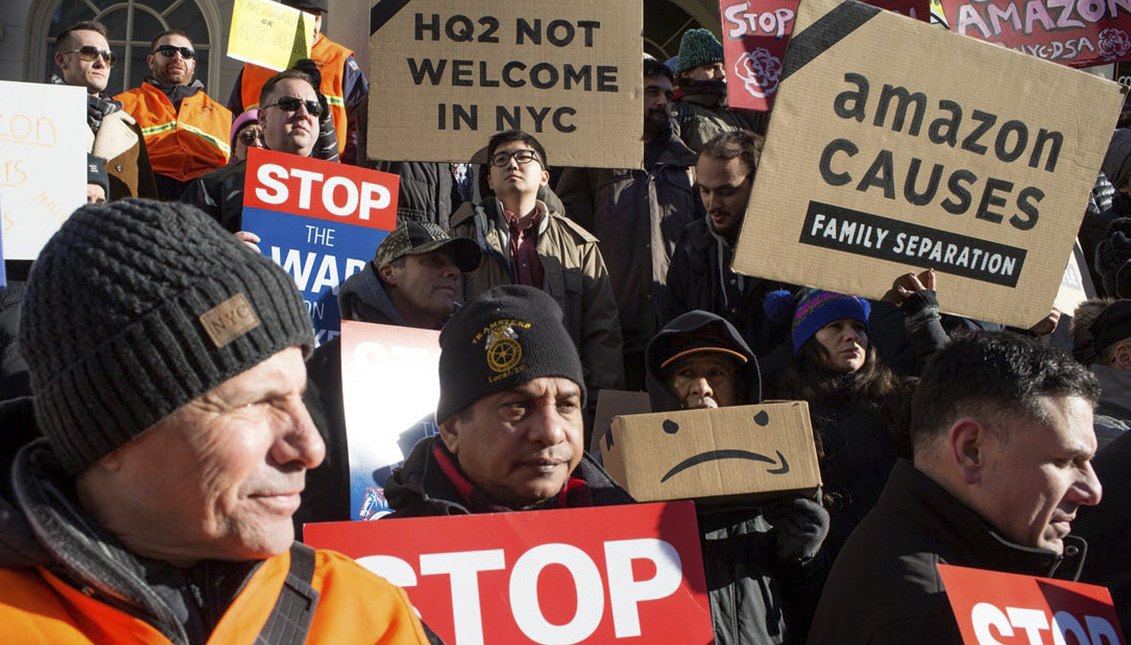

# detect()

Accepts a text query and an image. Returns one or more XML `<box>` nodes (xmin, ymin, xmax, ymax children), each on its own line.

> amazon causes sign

<box><xmin>599</xmin><ymin>402</ymin><xmax>822</xmax><ymax>506</ymax></box>
<box><xmin>304</xmin><ymin>502</ymin><xmax>714</xmax><ymax>644</ymax></box>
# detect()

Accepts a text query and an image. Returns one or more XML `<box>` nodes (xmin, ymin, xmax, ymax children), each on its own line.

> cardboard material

<box><xmin>304</xmin><ymin>502</ymin><xmax>714</xmax><ymax>644</ymax></box>
<box><xmin>1053</xmin><ymin>241</ymin><xmax>1096</xmax><ymax>318</ymax></box>
<box><xmin>0</xmin><ymin>81</ymin><xmax>86</xmax><ymax>260</ymax></box>
<box><xmin>600</xmin><ymin>402</ymin><xmax>821</xmax><ymax>505</ymax></box>
<box><xmin>937</xmin><ymin>564</ymin><xmax>1126</xmax><ymax>644</ymax></box>
<box><xmin>227</xmin><ymin>0</ymin><xmax>314</xmax><ymax>71</ymax></box>
<box><xmin>589</xmin><ymin>389</ymin><xmax>652</xmax><ymax>454</ymax></box>
<box><xmin>733</xmin><ymin>0</ymin><xmax>1123</xmax><ymax>329</ymax></box>
<box><xmin>241</xmin><ymin>147</ymin><xmax>397</xmax><ymax>344</ymax></box>
<box><xmin>936</xmin><ymin>0</ymin><xmax>1131</xmax><ymax>67</ymax></box>
<box><xmin>367</xmin><ymin>1</ymin><xmax>643</xmax><ymax>167</ymax></box>
<box><xmin>340</xmin><ymin>321</ymin><xmax>441</xmax><ymax>520</ymax></box>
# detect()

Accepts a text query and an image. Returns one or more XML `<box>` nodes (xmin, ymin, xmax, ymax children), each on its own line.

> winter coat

<box><xmin>450</xmin><ymin>197</ymin><xmax>625</xmax><ymax>394</ymax></box>
<box><xmin>1075</xmin><ymin>429</ymin><xmax>1131</xmax><ymax>639</ymax></box>
<box><xmin>664</xmin><ymin>217</ymin><xmax>795</xmax><ymax>380</ymax></box>
<box><xmin>672</xmin><ymin>90</ymin><xmax>769</xmax><ymax>154</ymax></box>
<box><xmin>0</xmin><ymin>399</ymin><xmax>429</xmax><ymax>645</ymax></box>
<box><xmin>556</xmin><ymin>134</ymin><xmax>700</xmax><ymax>359</ymax></box>
<box><xmin>644</xmin><ymin>311</ymin><xmax>823</xmax><ymax>644</ymax></box>
<box><xmin>89</xmin><ymin>109</ymin><xmax>159</xmax><ymax>201</ymax></box>
<box><xmin>807</xmin><ymin>460</ymin><xmax>1089</xmax><ymax>645</ymax></box>
<box><xmin>384</xmin><ymin>436</ymin><xmax>634</xmax><ymax>518</ymax></box>
<box><xmin>179</xmin><ymin>159</ymin><xmax>247</xmax><ymax>232</ymax></box>
<box><xmin>365</xmin><ymin>161</ymin><xmax>455</xmax><ymax>229</ymax></box>
<box><xmin>1091</xmin><ymin>365</ymin><xmax>1131</xmax><ymax>450</ymax></box>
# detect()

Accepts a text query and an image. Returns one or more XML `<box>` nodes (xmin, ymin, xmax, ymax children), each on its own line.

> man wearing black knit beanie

<box><xmin>384</xmin><ymin>284</ymin><xmax>634</xmax><ymax>516</ymax></box>
<box><xmin>0</xmin><ymin>199</ymin><xmax>430</xmax><ymax>643</ymax></box>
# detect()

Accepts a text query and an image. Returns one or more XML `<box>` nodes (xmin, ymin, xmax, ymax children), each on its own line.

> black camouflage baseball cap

<box><xmin>374</xmin><ymin>221</ymin><xmax>482</xmax><ymax>272</ymax></box>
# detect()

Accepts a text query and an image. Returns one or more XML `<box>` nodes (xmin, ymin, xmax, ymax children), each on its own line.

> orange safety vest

<box><xmin>240</xmin><ymin>37</ymin><xmax>353</xmax><ymax>155</ymax></box>
<box><xmin>0</xmin><ymin>548</ymin><xmax>429</xmax><ymax>644</ymax></box>
<box><xmin>115</xmin><ymin>83</ymin><xmax>232</xmax><ymax>182</ymax></box>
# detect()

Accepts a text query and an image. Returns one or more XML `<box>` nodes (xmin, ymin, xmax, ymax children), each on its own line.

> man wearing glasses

<box><xmin>116</xmin><ymin>30</ymin><xmax>233</xmax><ymax>201</ymax></box>
<box><xmin>182</xmin><ymin>69</ymin><xmax>322</xmax><ymax>241</ymax></box>
<box><xmin>51</xmin><ymin>20</ymin><xmax>158</xmax><ymax>200</ymax></box>
<box><xmin>449</xmin><ymin>130</ymin><xmax>624</xmax><ymax>435</ymax></box>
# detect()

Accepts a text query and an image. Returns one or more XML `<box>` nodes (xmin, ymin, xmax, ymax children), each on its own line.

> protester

<box><xmin>450</xmin><ymin>130</ymin><xmax>625</xmax><ymax>431</ymax></box>
<box><xmin>664</xmin><ymin>129</ymin><xmax>794</xmax><ymax>378</ymax></box>
<box><xmin>302</xmin><ymin>221</ymin><xmax>482</xmax><ymax>524</ymax></box>
<box><xmin>52</xmin><ymin>21</ymin><xmax>158</xmax><ymax>200</ymax></box>
<box><xmin>1095</xmin><ymin>217</ymin><xmax>1131</xmax><ymax>298</ymax></box>
<box><xmin>1082</xmin><ymin>130</ymin><xmax>1131</xmax><ymax>295</ymax></box>
<box><xmin>114</xmin><ymin>30</ymin><xmax>232</xmax><ymax>200</ymax></box>
<box><xmin>807</xmin><ymin>331</ymin><xmax>1103</xmax><ymax>643</ymax></box>
<box><xmin>384</xmin><ymin>285</ymin><xmax>634</xmax><ymax>516</ymax></box>
<box><xmin>229</xmin><ymin>0</ymin><xmax>366</xmax><ymax>163</ymax></box>
<box><xmin>1085</xmin><ymin>299</ymin><xmax>1131</xmax><ymax>448</ymax></box>
<box><xmin>0</xmin><ymin>199</ymin><xmax>431</xmax><ymax>643</ymax></box>
<box><xmin>229</xmin><ymin>108</ymin><xmax>264</xmax><ymax>163</ymax></box>
<box><xmin>671</xmin><ymin>28</ymin><xmax>768</xmax><ymax>153</ymax></box>
<box><xmin>556</xmin><ymin>57</ymin><xmax>700</xmax><ymax>389</ymax></box>
<box><xmin>645</xmin><ymin>310</ymin><xmax>829</xmax><ymax>644</ymax></box>
<box><xmin>765</xmin><ymin>278</ymin><xmax>946</xmax><ymax>559</ymax></box>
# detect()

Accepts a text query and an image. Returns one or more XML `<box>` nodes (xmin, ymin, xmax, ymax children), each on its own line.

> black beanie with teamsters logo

<box><xmin>436</xmin><ymin>284</ymin><xmax>586</xmax><ymax>424</ymax></box>
<box><xmin>20</xmin><ymin>198</ymin><xmax>314</xmax><ymax>476</ymax></box>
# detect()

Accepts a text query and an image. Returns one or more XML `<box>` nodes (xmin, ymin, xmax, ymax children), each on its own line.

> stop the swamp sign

<box><xmin>732</xmin><ymin>0</ymin><xmax>1123</xmax><ymax>328</ymax></box>
<box><xmin>367</xmin><ymin>0</ymin><xmax>643</xmax><ymax>167</ymax></box>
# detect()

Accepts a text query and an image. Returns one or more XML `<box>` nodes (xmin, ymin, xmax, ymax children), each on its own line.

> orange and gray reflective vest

<box><xmin>0</xmin><ymin>547</ymin><xmax>430</xmax><ymax>644</ymax></box>
<box><xmin>240</xmin><ymin>38</ymin><xmax>352</xmax><ymax>154</ymax></box>
<box><xmin>115</xmin><ymin>82</ymin><xmax>232</xmax><ymax>182</ymax></box>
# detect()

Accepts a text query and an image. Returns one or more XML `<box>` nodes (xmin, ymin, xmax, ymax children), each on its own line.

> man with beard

<box><xmin>555</xmin><ymin>57</ymin><xmax>700</xmax><ymax>389</ymax></box>
<box><xmin>51</xmin><ymin>21</ymin><xmax>157</xmax><ymax>200</ymax></box>
<box><xmin>664</xmin><ymin>130</ymin><xmax>794</xmax><ymax>380</ymax></box>
<box><xmin>116</xmin><ymin>30</ymin><xmax>232</xmax><ymax>200</ymax></box>
<box><xmin>671</xmin><ymin>29</ymin><xmax>768</xmax><ymax>152</ymax></box>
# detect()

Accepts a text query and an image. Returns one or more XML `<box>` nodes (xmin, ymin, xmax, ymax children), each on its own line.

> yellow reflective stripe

<box><xmin>180</xmin><ymin>122</ymin><xmax>231</xmax><ymax>155</ymax></box>
<box><xmin>246</xmin><ymin>102</ymin><xmax>260</xmax><ymax>110</ymax></box>
<box><xmin>140</xmin><ymin>121</ymin><xmax>177</xmax><ymax>137</ymax></box>
<box><xmin>324</xmin><ymin>94</ymin><xmax>344</xmax><ymax>107</ymax></box>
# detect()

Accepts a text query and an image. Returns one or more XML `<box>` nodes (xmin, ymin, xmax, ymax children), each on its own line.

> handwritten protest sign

<box><xmin>937</xmin><ymin>564</ymin><xmax>1126</xmax><ymax>644</ymax></box>
<box><xmin>367</xmin><ymin>1</ymin><xmax>643</xmax><ymax>167</ymax></box>
<box><xmin>242</xmin><ymin>147</ymin><xmax>397</xmax><ymax>344</ymax></box>
<box><xmin>340</xmin><ymin>321</ymin><xmax>440</xmax><ymax>520</ymax></box>
<box><xmin>305</xmin><ymin>501</ymin><xmax>714</xmax><ymax>645</ymax></box>
<box><xmin>936</xmin><ymin>0</ymin><xmax>1131</xmax><ymax>67</ymax></box>
<box><xmin>732</xmin><ymin>0</ymin><xmax>1123</xmax><ymax>328</ymax></box>
<box><xmin>0</xmin><ymin>81</ymin><xmax>86</xmax><ymax>260</ymax></box>
<box><xmin>227</xmin><ymin>0</ymin><xmax>314</xmax><ymax>71</ymax></box>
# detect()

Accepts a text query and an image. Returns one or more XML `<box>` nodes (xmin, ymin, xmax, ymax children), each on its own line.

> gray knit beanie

<box><xmin>20</xmin><ymin>199</ymin><xmax>314</xmax><ymax>476</ymax></box>
<box><xmin>1103</xmin><ymin>129</ymin><xmax>1131</xmax><ymax>190</ymax></box>
<box><xmin>675</xmin><ymin>28</ymin><xmax>724</xmax><ymax>76</ymax></box>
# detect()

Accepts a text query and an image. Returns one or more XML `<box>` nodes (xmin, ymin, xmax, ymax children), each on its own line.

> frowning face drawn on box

<box><xmin>647</xmin><ymin>410</ymin><xmax>792</xmax><ymax>484</ymax></box>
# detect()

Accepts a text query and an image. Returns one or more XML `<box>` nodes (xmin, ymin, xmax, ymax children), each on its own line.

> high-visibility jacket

<box><xmin>0</xmin><ymin>547</ymin><xmax>429</xmax><ymax>644</ymax></box>
<box><xmin>115</xmin><ymin>82</ymin><xmax>232</xmax><ymax>182</ymax></box>
<box><xmin>240</xmin><ymin>37</ymin><xmax>353</xmax><ymax>154</ymax></box>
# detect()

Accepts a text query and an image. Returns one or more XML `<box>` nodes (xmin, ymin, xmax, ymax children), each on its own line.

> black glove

<box><xmin>763</xmin><ymin>494</ymin><xmax>829</xmax><ymax>563</ymax></box>
<box><xmin>900</xmin><ymin>289</ymin><xmax>939</xmax><ymax>318</ymax></box>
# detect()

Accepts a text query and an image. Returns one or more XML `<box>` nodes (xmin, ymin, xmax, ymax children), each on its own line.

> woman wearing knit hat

<box><xmin>764</xmin><ymin>273</ymin><xmax>947</xmax><ymax>563</ymax></box>
<box><xmin>229</xmin><ymin>108</ymin><xmax>263</xmax><ymax>163</ymax></box>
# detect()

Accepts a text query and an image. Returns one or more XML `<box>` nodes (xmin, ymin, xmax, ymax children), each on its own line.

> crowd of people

<box><xmin>1</xmin><ymin>6</ymin><xmax>1130</xmax><ymax>644</ymax></box>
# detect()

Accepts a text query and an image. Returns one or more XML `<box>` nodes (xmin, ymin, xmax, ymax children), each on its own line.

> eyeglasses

<box><xmin>153</xmin><ymin>45</ymin><xmax>195</xmax><ymax>59</ymax></box>
<box><xmin>490</xmin><ymin>149</ymin><xmax>541</xmax><ymax>167</ymax></box>
<box><xmin>60</xmin><ymin>46</ymin><xmax>117</xmax><ymax>66</ymax></box>
<box><xmin>238</xmin><ymin>127</ymin><xmax>264</xmax><ymax>145</ymax></box>
<box><xmin>261</xmin><ymin>96</ymin><xmax>323</xmax><ymax>117</ymax></box>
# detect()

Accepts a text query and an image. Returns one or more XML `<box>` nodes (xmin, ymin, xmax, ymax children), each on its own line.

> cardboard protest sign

<box><xmin>589</xmin><ymin>389</ymin><xmax>652</xmax><ymax>455</ymax></box>
<box><xmin>1053</xmin><ymin>241</ymin><xmax>1095</xmax><ymax>317</ymax></box>
<box><xmin>600</xmin><ymin>402</ymin><xmax>822</xmax><ymax>506</ymax></box>
<box><xmin>304</xmin><ymin>501</ymin><xmax>714</xmax><ymax>644</ymax></box>
<box><xmin>937</xmin><ymin>563</ymin><xmax>1126</xmax><ymax>644</ymax></box>
<box><xmin>367</xmin><ymin>1</ymin><xmax>643</xmax><ymax>167</ymax></box>
<box><xmin>242</xmin><ymin>147</ymin><xmax>397</xmax><ymax>344</ymax></box>
<box><xmin>732</xmin><ymin>0</ymin><xmax>1123</xmax><ymax>328</ymax></box>
<box><xmin>227</xmin><ymin>0</ymin><xmax>315</xmax><ymax>71</ymax></box>
<box><xmin>340</xmin><ymin>320</ymin><xmax>441</xmax><ymax>520</ymax></box>
<box><xmin>935</xmin><ymin>0</ymin><xmax>1131</xmax><ymax>67</ymax></box>
<box><xmin>0</xmin><ymin>81</ymin><xmax>86</xmax><ymax>260</ymax></box>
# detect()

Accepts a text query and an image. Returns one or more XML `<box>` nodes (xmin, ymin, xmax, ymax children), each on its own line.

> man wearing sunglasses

<box><xmin>51</xmin><ymin>20</ymin><xmax>158</xmax><ymax>201</ymax></box>
<box><xmin>228</xmin><ymin>0</ymin><xmax>367</xmax><ymax>165</ymax></box>
<box><xmin>115</xmin><ymin>30</ymin><xmax>232</xmax><ymax>201</ymax></box>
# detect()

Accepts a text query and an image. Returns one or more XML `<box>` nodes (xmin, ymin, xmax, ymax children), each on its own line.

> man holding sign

<box><xmin>808</xmin><ymin>332</ymin><xmax>1103</xmax><ymax>644</ymax></box>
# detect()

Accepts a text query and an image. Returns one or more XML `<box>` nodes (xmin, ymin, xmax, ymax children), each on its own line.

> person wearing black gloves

<box><xmin>645</xmin><ymin>310</ymin><xmax>830</xmax><ymax>644</ymax></box>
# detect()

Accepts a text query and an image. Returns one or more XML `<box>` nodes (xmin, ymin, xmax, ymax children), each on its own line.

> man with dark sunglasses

<box><xmin>115</xmin><ymin>30</ymin><xmax>232</xmax><ymax>201</ymax></box>
<box><xmin>51</xmin><ymin>20</ymin><xmax>157</xmax><ymax>201</ymax></box>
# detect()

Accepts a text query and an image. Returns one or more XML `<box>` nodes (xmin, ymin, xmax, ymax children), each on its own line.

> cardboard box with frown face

<box><xmin>599</xmin><ymin>402</ymin><xmax>822</xmax><ymax>507</ymax></box>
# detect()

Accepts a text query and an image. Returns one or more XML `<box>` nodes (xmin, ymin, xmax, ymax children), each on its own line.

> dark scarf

<box><xmin>431</xmin><ymin>442</ymin><xmax>593</xmax><ymax>513</ymax></box>
<box><xmin>50</xmin><ymin>74</ymin><xmax>123</xmax><ymax>134</ymax></box>
<box><xmin>674</xmin><ymin>78</ymin><xmax>728</xmax><ymax>101</ymax></box>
